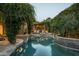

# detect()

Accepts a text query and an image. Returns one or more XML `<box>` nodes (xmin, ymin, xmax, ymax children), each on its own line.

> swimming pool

<box><xmin>11</xmin><ymin>36</ymin><xmax>79</xmax><ymax>56</ymax></box>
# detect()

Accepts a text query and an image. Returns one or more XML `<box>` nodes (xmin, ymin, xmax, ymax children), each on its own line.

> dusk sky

<box><xmin>31</xmin><ymin>3</ymin><xmax>73</xmax><ymax>22</ymax></box>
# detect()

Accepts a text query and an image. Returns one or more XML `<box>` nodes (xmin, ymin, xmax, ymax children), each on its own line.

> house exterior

<box><xmin>32</xmin><ymin>23</ymin><xmax>48</xmax><ymax>33</ymax></box>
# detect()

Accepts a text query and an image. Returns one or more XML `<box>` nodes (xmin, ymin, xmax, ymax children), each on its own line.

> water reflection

<box><xmin>32</xmin><ymin>43</ymin><xmax>52</xmax><ymax>56</ymax></box>
<box><xmin>51</xmin><ymin>43</ymin><xmax>79</xmax><ymax>56</ymax></box>
<box><xmin>11</xmin><ymin>36</ymin><xmax>79</xmax><ymax>56</ymax></box>
<box><xmin>22</xmin><ymin>38</ymin><xmax>36</xmax><ymax>56</ymax></box>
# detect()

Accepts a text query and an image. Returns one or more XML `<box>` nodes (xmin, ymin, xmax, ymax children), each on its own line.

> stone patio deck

<box><xmin>0</xmin><ymin>39</ymin><xmax>24</xmax><ymax>56</ymax></box>
<box><xmin>0</xmin><ymin>34</ymin><xmax>29</xmax><ymax>56</ymax></box>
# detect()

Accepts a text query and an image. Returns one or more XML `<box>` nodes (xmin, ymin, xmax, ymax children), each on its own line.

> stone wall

<box><xmin>54</xmin><ymin>35</ymin><xmax>79</xmax><ymax>50</ymax></box>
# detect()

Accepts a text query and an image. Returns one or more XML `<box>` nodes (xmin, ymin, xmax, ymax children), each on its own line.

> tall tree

<box><xmin>0</xmin><ymin>3</ymin><xmax>35</xmax><ymax>44</ymax></box>
<box><xmin>42</xmin><ymin>17</ymin><xmax>51</xmax><ymax>32</ymax></box>
<box><xmin>51</xmin><ymin>3</ymin><xmax>79</xmax><ymax>38</ymax></box>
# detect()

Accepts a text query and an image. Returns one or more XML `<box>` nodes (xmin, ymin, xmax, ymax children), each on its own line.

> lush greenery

<box><xmin>42</xmin><ymin>17</ymin><xmax>51</xmax><ymax>32</ymax></box>
<box><xmin>0</xmin><ymin>3</ymin><xmax>35</xmax><ymax>44</ymax></box>
<box><xmin>50</xmin><ymin>3</ymin><xmax>79</xmax><ymax>38</ymax></box>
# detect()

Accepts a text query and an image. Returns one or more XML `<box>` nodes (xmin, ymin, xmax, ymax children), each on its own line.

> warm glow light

<box><xmin>32</xmin><ymin>24</ymin><xmax>48</xmax><ymax>33</ymax></box>
<box><xmin>0</xmin><ymin>24</ymin><xmax>3</xmax><ymax>35</ymax></box>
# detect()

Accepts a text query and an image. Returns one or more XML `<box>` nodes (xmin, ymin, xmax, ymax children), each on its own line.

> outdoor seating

<box><xmin>0</xmin><ymin>34</ymin><xmax>10</xmax><ymax>46</ymax></box>
<box><xmin>0</xmin><ymin>34</ymin><xmax>5</xmax><ymax>41</ymax></box>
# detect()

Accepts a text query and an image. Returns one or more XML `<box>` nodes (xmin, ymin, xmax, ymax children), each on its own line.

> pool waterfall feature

<box><xmin>11</xmin><ymin>35</ymin><xmax>79</xmax><ymax>56</ymax></box>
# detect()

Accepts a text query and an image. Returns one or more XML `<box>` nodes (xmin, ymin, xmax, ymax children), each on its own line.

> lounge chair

<box><xmin>0</xmin><ymin>34</ymin><xmax>5</xmax><ymax>41</ymax></box>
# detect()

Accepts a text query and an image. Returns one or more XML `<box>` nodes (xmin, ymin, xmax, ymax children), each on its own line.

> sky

<box><xmin>31</xmin><ymin>3</ymin><xmax>73</xmax><ymax>22</ymax></box>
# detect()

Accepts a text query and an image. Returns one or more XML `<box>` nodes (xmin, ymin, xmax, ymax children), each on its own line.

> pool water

<box><xmin>11</xmin><ymin>36</ymin><xmax>79</xmax><ymax>56</ymax></box>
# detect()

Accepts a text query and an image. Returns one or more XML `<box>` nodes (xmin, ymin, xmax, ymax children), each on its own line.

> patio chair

<box><xmin>0</xmin><ymin>34</ymin><xmax>5</xmax><ymax>41</ymax></box>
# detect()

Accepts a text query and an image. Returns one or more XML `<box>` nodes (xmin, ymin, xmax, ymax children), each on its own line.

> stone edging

<box><xmin>53</xmin><ymin>35</ymin><xmax>79</xmax><ymax>50</ymax></box>
<box><xmin>9</xmin><ymin>37</ymin><xmax>29</xmax><ymax>56</ymax></box>
<box><xmin>56</xmin><ymin>35</ymin><xmax>79</xmax><ymax>40</ymax></box>
<box><xmin>55</xmin><ymin>42</ymin><xmax>79</xmax><ymax>52</ymax></box>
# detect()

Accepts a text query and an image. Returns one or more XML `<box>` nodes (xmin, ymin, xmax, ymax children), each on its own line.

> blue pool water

<box><xmin>11</xmin><ymin>36</ymin><xmax>79</xmax><ymax>56</ymax></box>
